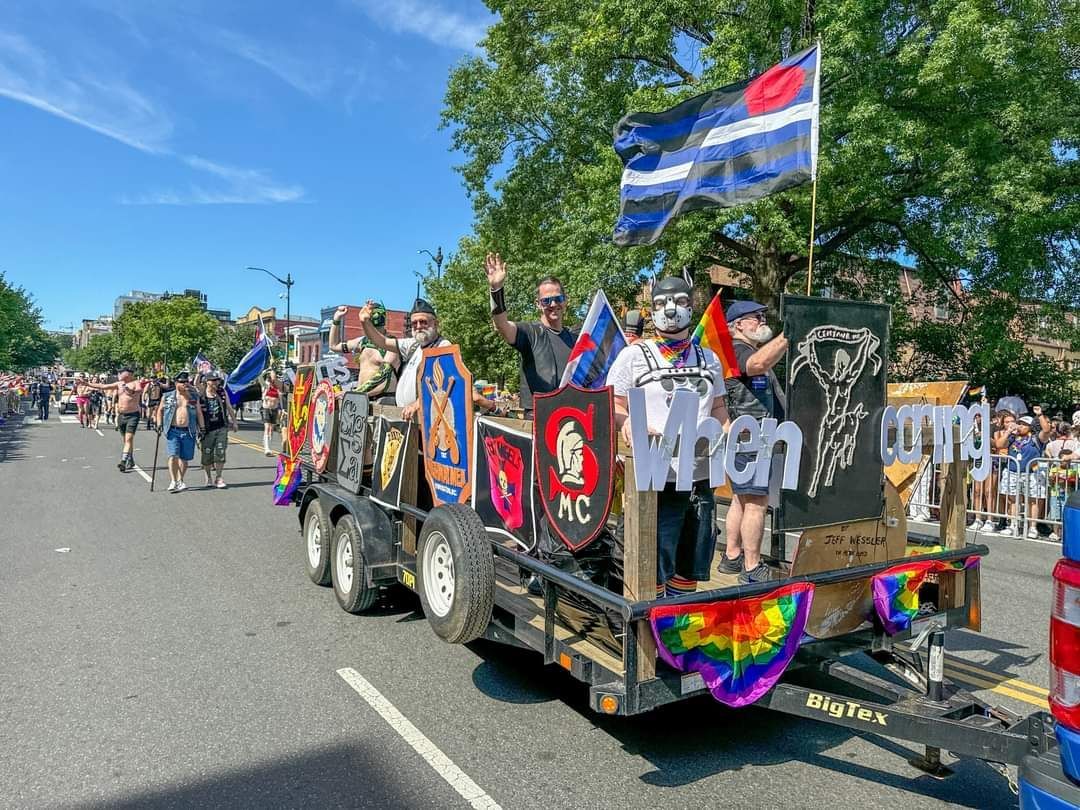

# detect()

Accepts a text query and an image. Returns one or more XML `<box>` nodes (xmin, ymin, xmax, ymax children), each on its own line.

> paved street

<box><xmin>0</xmin><ymin>403</ymin><xmax>1057</xmax><ymax>809</ymax></box>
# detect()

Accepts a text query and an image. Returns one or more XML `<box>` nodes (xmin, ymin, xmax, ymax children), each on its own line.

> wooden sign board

<box><xmin>884</xmin><ymin>381</ymin><xmax>968</xmax><ymax>504</ymax></box>
<box><xmin>790</xmin><ymin>481</ymin><xmax>907</xmax><ymax>638</ymax></box>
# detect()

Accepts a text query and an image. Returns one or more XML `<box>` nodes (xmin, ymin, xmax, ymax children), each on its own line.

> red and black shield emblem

<box><xmin>533</xmin><ymin>384</ymin><xmax>615</xmax><ymax>552</ymax></box>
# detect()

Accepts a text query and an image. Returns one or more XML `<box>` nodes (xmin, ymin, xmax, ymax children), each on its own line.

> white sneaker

<box><xmin>215</xmin><ymin>479</ymin><xmax>227</xmax><ymax>489</ymax></box>
<box><xmin>167</xmin><ymin>481</ymin><xmax>177</xmax><ymax>492</ymax></box>
<box><xmin>176</xmin><ymin>481</ymin><xmax>188</xmax><ymax>492</ymax></box>
<box><xmin>1027</xmin><ymin>526</ymin><xmax>1039</xmax><ymax>539</ymax></box>
<box><xmin>1008</xmin><ymin>523</ymin><xmax>1020</xmax><ymax>537</ymax></box>
<box><xmin>1050</xmin><ymin>531</ymin><xmax>1060</xmax><ymax>542</ymax></box>
<box><xmin>970</xmin><ymin>519</ymin><xmax>984</xmax><ymax>533</ymax></box>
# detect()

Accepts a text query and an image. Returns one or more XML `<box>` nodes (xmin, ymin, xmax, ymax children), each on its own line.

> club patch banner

<box><xmin>370</xmin><ymin>416</ymin><xmax>411</xmax><ymax>510</ymax></box>
<box><xmin>779</xmin><ymin>296</ymin><xmax>890</xmax><ymax>530</ymax></box>
<box><xmin>533</xmin><ymin>384</ymin><xmax>616</xmax><ymax>552</ymax></box>
<box><xmin>309</xmin><ymin>380</ymin><xmax>336</xmax><ymax>474</ymax></box>
<box><xmin>418</xmin><ymin>345</ymin><xmax>474</xmax><ymax>506</ymax></box>
<box><xmin>287</xmin><ymin>365</ymin><xmax>315</xmax><ymax>460</ymax></box>
<box><xmin>472</xmin><ymin>417</ymin><xmax>537</xmax><ymax>551</ymax></box>
<box><xmin>336</xmin><ymin>392</ymin><xmax>370</xmax><ymax>494</ymax></box>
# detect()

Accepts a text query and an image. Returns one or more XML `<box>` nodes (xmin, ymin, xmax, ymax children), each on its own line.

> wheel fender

<box><xmin>344</xmin><ymin>497</ymin><xmax>396</xmax><ymax>574</ymax></box>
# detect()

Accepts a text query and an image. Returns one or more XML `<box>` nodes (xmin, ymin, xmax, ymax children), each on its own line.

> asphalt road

<box><xmin>0</xmin><ymin>402</ymin><xmax>1059</xmax><ymax>809</ymax></box>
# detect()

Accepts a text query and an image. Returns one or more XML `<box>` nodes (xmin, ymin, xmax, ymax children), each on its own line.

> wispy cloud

<box><xmin>350</xmin><ymin>0</ymin><xmax>491</xmax><ymax>52</ymax></box>
<box><xmin>0</xmin><ymin>31</ymin><xmax>172</xmax><ymax>153</ymax></box>
<box><xmin>0</xmin><ymin>29</ymin><xmax>304</xmax><ymax>205</ymax></box>
<box><xmin>206</xmin><ymin>28</ymin><xmax>334</xmax><ymax>98</ymax></box>
<box><xmin>122</xmin><ymin>157</ymin><xmax>306</xmax><ymax>205</ymax></box>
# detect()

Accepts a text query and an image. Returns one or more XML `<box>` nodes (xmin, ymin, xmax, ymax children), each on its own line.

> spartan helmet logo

<box><xmin>556</xmin><ymin>420</ymin><xmax>585</xmax><ymax>486</ymax></box>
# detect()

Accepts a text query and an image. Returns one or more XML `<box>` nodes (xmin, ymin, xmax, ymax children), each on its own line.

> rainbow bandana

<box><xmin>655</xmin><ymin>336</ymin><xmax>693</xmax><ymax>368</ymax></box>
<box><xmin>650</xmin><ymin>582</ymin><xmax>814</xmax><ymax>707</ymax></box>
<box><xmin>273</xmin><ymin>454</ymin><xmax>302</xmax><ymax>506</ymax></box>
<box><xmin>871</xmin><ymin>556</ymin><xmax>980</xmax><ymax>635</ymax></box>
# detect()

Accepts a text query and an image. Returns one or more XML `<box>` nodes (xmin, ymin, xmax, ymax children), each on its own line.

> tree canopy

<box><xmin>0</xmin><ymin>273</ymin><xmax>60</xmax><ymax>371</ymax></box>
<box><xmin>437</xmin><ymin>0</ymin><xmax>1079</xmax><ymax>400</ymax></box>
<box><xmin>112</xmin><ymin>297</ymin><xmax>220</xmax><ymax>374</ymax></box>
<box><xmin>208</xmin><ymin>322</ymin><xmax>258</xmax><ymax>376</ymax></box>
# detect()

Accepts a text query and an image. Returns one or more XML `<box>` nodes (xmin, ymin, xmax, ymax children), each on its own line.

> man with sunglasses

<box><xmin>718</xmin><ymin>300</ymin><xmax>789</xmax><ymax>583</ymax></box>
<box><xmin>485</xmin><ymin>252</ymin><xmax>577</xmax><ymax>418</ymax></box>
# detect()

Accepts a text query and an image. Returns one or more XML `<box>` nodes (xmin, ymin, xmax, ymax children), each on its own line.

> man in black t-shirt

<box><xmin>198</xmin><ymin>373</ymin><xmax>237</xmax><ymax>488</ymax></box>
<box><xmin>485</xmin><ymin>252</ymin><xmax>577</xmax><ymax>417</ymax></box>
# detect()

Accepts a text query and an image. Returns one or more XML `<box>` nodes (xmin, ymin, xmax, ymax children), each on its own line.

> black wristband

<box><xmin>490</xmin><ymin>286</ymin><xmax>506</xmax><ymax>316</ymax></box>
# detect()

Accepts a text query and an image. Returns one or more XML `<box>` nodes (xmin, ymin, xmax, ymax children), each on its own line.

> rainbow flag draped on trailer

<box><xmin>650</xmin><ymin>582</ymin><xmax>814</xmax><ymax>707</ymax></box>
<box><xmin>871</xmin><ymin>556</ymin><xmax>980</xmax><ymax>635</ymax></box>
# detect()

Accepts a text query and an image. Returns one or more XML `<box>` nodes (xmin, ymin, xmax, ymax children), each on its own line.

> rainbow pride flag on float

<box><xmin>273</xmin><ymin>454</ymin><xmax>302</xmax><ymax>506</ymax></box>
<box><xmin>650</xmin><ymin>582</ymin><xmax>814</xmax><ymax>707</ymax></box>
<box><xmin>692</xmin><ymin>292</ymin><xmax>740</xmax><ymax>379</ymax></box>
<box><xmin>871</xmin><ymin>556</ymin><xmax>980</xmax><ymax>635</ymax></box>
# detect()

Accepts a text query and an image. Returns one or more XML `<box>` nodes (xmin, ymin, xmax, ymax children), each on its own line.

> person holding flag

<box><xmin>608</xmin><ymin>273</ymin><xmax>730</xmax><ymax>598</ymax></box>
<box><xmin>485</xmin><ymin>252</ymin><xmax>578</xmax><ymax>419</ymax></box>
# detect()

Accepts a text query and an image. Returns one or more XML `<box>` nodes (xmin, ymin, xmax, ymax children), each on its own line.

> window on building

<box><xmin>934</xmin><ymin>301</ymin><xmax>949</xmax><ymax>321</ymax></box>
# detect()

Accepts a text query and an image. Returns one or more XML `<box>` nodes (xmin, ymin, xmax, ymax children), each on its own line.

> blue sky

<box><xmin>0</xmin><ymin>0</ymin><xmax>494</xmax><ymax>330</ymax></box>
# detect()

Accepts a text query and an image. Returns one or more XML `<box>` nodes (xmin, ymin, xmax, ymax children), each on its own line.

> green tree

<box><xmin>0</xmin><ymin>273</ymin><xmax>59</xmax><ymax>371</ymax></box>
<box><xmin>440</xmin><ymin>0</ymin><xmax>1079</xmax><ymax>391</ymax></box>
<box><xmin>208</xmin><ymin>323</ymin><xmax>258</xmax><ymax>375</ymax></box>
<box><xmin>113</xmin><ymin>297</ymin><xmax>219</xmax><ymax>374</ymax></box>
<box><xmin>72</xmin><ymin>333</ymin><xmax>126</xmax><ymax>374</ymax></box>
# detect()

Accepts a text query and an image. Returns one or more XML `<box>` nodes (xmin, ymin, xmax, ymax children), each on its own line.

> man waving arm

<box><xmin>486</xmin><ymin>252</ymin><xmax>517</xmax><ymax>345</ymax></box>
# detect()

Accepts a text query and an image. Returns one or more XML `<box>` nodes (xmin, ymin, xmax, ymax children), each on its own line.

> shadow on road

<box><xmin>948</xmin><ymin>627</ymin><xmax>1044</xmax><ymax>672</ymax></box>
<box><xmin>463</xmin><ymin>638</ymin><xmax>1016</xmax><ymax>808</ymax></box>
<box><xmin>65</xmin><ymin>740</ymin><xmax>427</xmax><ymax>809</ymax></box>
<box><xmin>0</xmin><ymin>409</ymin><xmax>29</xmax><ymax>464</ymax></box>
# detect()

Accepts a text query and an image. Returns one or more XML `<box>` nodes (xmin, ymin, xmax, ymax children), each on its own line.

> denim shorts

<box><xmin>166</xmin><ymin>426</ymin><xmax>196</xmax><ymax>461</ymax></box>
<box><xmin>730</xmin><ymin>451</ymin><xmax>770</xmax><ymax>496</ymax></box>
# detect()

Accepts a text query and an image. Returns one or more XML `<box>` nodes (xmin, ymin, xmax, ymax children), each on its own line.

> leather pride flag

<box><xmin>613</xmin><ymin>45</ymin><xmax>820</xmax><ymax>246</ymax></box>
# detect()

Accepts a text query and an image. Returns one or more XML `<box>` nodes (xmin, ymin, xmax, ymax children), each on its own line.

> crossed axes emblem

<box><xmin>424</xmin><ymin>362</ymin><xmax>459</xmax><ymax>464</ymax></box>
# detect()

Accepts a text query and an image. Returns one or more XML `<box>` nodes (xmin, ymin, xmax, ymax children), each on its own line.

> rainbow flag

<box><xmin>871</xmin><ymin>556</ymin><xmax>980</xmax><ymax>634</ymax></box>
<box><xmin>273</xmin><ymin>454</ymin><xmax>302</xmax><ymax>506</ymax></box>
<box><xmin>691</xmin><ymin>292</ymin><xmax>740</xmax><ymax>379</ymax></box>
<box><xmin>650</xmin><ymin>582</ymin><xmax>814</xmax><ymax>707</ymax></box>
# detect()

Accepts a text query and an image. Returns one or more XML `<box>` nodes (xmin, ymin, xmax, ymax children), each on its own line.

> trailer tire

<box><xmin>417</xmin><ymin>504</ymin><xmax>494</xmax><ymax>644</ymax></box>
<box><xmin>302</xmin><ymin>498</ymin><xmax>332</xmax><ymax>586</ymax></box>
<box><xmin>331</xmin><ymin>514</ymin><xmax>377</xmax><ymax>614</ymax></box>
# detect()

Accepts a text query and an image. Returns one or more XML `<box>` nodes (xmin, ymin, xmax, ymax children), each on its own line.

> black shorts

<box><xmin>262</xmin><ymin>408</ymin><xmax>279</xmax><ymax>424</ymax></box>
<box><xmin>117</xmin><ymin>412</ymin><xmax>140</xmax><ymax>435</ymax></box>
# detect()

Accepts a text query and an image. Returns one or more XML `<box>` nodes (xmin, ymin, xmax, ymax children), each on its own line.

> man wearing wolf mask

<box><xmin>608</xmin><ymin>272</ymin><xmax>731</xmax><ymax>598</ymax></box>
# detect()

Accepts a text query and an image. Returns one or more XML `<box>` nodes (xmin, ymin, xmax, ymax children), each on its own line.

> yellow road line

<box><xmin>945</xmin><ymin>667</ymin><xmax>1047</xmax><ymax>708</ymax></box>
<box><xmin>229</xmin><ymin>437</ymin><xmax>270</xmax><ymax>453</ymax></box>
<box><xmin>946</xmin><ymin>657</ymin><xmax>1049</xmax><ymax>697</ymax></box>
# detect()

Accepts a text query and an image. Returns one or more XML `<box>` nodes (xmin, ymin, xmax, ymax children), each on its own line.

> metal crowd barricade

<box><xmin>907</xmin><ymin>453</ymin><xmax>1080</xmax><ymax>542</ymax></box>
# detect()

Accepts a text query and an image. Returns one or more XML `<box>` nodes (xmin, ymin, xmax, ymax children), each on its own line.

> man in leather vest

<box><xmin>717</xmin><ymin>300</ymin><xmax>788</xmax><ymax>583</ymax></box>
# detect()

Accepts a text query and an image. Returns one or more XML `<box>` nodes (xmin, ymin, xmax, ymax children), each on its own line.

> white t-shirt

<box><xmin>395</xmin><ymin>337</ymin><xmax>452</xmax><ymax>407</ymax></box>
<box><xmin>1048</xmin><ymin>438</ymin><xmax>1080</xmax><ymax>459</ymax></box>
<box><xmin>608</xmin><ymin>340</ymin><xmax>727</xmax><ymax>481</ymax></box>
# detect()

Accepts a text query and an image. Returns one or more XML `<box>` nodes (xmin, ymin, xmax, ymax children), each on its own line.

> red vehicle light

<box><xmin>1050</xmin><ymin>560</ymin><xmax>1080</xmax><ymax>729</ymax></box>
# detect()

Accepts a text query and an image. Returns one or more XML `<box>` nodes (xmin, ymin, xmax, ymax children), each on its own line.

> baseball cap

<box><xmin>1018</xmin><ymin>415</ymin><xmax>1035</xmax><ymax>427</ymax></box>
<box><xmin>725</xmin><ymin>300</ymin><xmax>768</xmax><ymax>323</ymax></box>
<box><xmin>174</xmin><ymin>371</ymin><xmax>190</xmax><ymax>383</ymax></box>
<box><xmin>205</xmin><ymin>371</ymin><xmax>222</xmax><ymax>381</ymax></box>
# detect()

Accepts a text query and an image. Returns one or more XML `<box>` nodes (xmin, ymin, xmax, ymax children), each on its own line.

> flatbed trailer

<box><xmin>287</xmin><ymin>398</ymin><xmax>1080</xmax><ymax>803</ymax></box>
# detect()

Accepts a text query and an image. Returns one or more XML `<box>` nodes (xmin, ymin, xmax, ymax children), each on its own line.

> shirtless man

<box><xmin>155</xmin><ymin>372</ymin><xmax>204</xmax><ymax>492</ymax></box>
<box><xmin>73</xmin><ymin>374</ymin><xmax>93</xmax><ymax>428</ymax></box>
<box><xmin>83</xmin><ymin>368</ymin><xmax>149</xmax><ymax>472</ymax></box>
<box><xmin>328</xmin><ymin>302</ymin><xmax>400</xmax><ymax>398</ymax></box>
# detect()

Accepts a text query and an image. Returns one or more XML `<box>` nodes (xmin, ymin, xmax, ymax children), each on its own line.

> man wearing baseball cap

<box><xmin>155</xmin><ymin>372</ymin><xmax>204</xmax><ymax>492</ymax></box>
<box><xmin>994</xmin><ymin>405</ymin><xmax>1052</xmax><ymax>537</ymax></box>
<box><xmin>198</xmin><ymin>372</ymin><xmax>237</xmax><ymax>489</ymax></box>
<box><xmin>719</xmin><ymin>299</ymin><xmax>789</xmax><ymax>584</ymax></box>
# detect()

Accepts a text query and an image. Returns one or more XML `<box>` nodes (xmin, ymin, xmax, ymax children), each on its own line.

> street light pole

<box><xmin>246</xmin><ymin>266</ymin><xmax>294</xmax><ymax>363</ymax></box>
<box><xmin>417</xmin><ymin>247</ymin><xmax>444</xmax><ymax>279</ymax></box>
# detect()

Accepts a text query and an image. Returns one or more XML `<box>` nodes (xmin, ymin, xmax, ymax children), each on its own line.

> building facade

<box><xmin>114</xmin><ymin>290</ymin><xmax>162</xmax><ymax>318</ymax></box>
<box><xmin>317</xmin><ymin>304</ymin><xmax>408</xmax><ymax>370</ymax></box>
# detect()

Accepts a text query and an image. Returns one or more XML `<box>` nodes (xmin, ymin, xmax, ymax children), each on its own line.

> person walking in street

<box><xmin>156</xmin><ymin>372</ymin><xmax>204</xmax><ymax>492</ymax></box>
<box><xmin>260</xmin><ymin>370</ymin><xmax>282</xmax><ymax>456</ymax></box>
<box><xmin>73</xmin><ymin>373</ymin><xmax>93</xmax><ymax>428</ymax></box>
<box><xmin>144</xmin><ymin>376</ymin><xmax>164</xmax><ymax>431</ymax></box>
<box><xmin>35</xmin><ymin>377</ymin><xmax>52</xmax><ymax>421</ymax></box>
<box><xmin>198</xmin><ymin>372</ymin><xmax>237</xmax><ymax>489</ymax></box>
<box><xmin>82</xmin><ymin>369</ymin><xmax>149</xmax><ymax>472</ymax></box>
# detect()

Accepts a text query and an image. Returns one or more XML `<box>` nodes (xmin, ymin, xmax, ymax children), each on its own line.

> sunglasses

<box><xmin>741</xmin><ymin>312</ymin><xmax>767</xmax><ymax>322</ymax></box>
<box><xmin>539</xmin><ymin>294</ymin><xmax>566</xmax><ymax>307</ymax></box>
<box><xmin>410</xmin><ymin>319</ymin><xmax>432</xmax><ymax>328</ymax></box>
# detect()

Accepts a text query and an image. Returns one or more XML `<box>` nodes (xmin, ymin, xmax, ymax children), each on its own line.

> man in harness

<box><xmin>609</xmin><ymin>274</ymin><xmax>730</xmax><ymax>598</ymax></box>
<box><xmin>328</xmin><ymin>301</ymin><xmax>400</xmax><ymax>397</ymax></box>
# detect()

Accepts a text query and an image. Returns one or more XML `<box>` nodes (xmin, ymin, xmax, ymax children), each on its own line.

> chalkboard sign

<box><xmin>779</xmin><ymin>295</ymin><xmax>890</xmax><ymax>530</ymax></box>
<box><xmin>336</xmin><ymin>393</ymin><xmax>370</xmax><ymax>494</ymax></box>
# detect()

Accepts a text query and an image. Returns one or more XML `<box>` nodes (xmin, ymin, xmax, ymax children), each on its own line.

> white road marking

<box><xmin>95</xmin><ymin>429</ymin><xmax>104</xmax><ymax>437</ymax></box>
<box><xmin>336</xmin><ymin>668</ymin><xmax>501</xmax><ymax>810</ymax></box>
<box><xmin>59</xmin><ymin>415</ymin><xmax>78</xmax><ymax>424</ymax></box>
<box><xmin>55</xmin><ymin>547</ymin><xmax>71</xmax><ymax>553</ymax></box>
<box><xmin>130</xmin><ymin>464</ymin><xmax>153</xmax><ymax>483</ymax></box>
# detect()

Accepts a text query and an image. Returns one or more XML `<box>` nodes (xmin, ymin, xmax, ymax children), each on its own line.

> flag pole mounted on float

<box><xmin>806</xmin><ymin>38</ymin><xmax>822</xmax><ymax>297</ymax></box>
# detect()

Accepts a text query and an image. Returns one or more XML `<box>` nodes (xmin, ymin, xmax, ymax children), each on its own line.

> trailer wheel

<box><xmin>331</xmin><ymin>514</ymin><xmax>377</xmax><ymax>614</ymax></box>
<box><xmin>417</xmin><ymin>505</ymin><xmax>494</xmax><ymax>644</ymax></box>
<box><xmin>302</xmin><ymin>498</ymin><xmax>332</xmax><ymax>586</ymax></box>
